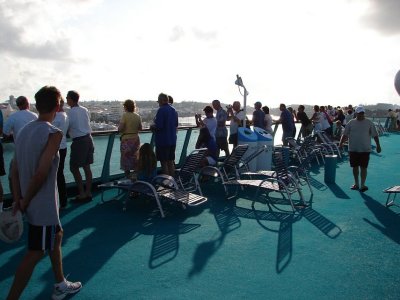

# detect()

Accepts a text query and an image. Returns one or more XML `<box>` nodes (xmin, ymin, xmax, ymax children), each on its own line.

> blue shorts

<box><xmin>156</xmin><ymin>145</ymin><xmax>176</xmax><ymax>161</ymax></box>
<box><xmin>28</xmin><ymin>224</ymin><xmax>62</xmax><ymax>251</ymax></box>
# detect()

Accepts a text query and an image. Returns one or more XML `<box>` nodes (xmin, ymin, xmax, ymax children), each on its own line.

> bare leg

<box><xmin>70</xmin><ymin>166</ymin><xmax>85</xmax><ymax>198</ymax></box>
<box><xmin>7</xmin><ymin>251</ymin><xmax>44</xmax><ymax>300</ymax></box>
<box><xmin>223</xmin><ymin>141</ymin><xmax>230</xmax><ymax>156</ymax></box>
<box><xmin>49</xmin><ymin>230</ymin><xmax>65</xmax><ymax>283</ymax></box>
<box><xmin>360</xmin><ymin>167</ymin><xmax>367</xmax><ymax>188</ymax></box>
<box><xmin>167</xmin><ymin>160</ymin><xmax>175</xmax><ymax>177</ymax></box>
<box><xmin>160</xmin><ymin>161</ymin><xmax>168</xmax><ymax>175</ymax></box>
<box><xmin>352</xmin><ymin>167</ymin><xmax>359</xmax><ymax>187</ymax></box>
<box><xmin>82</xmin><ymin>165</ymin><xmax>93</xmax><ymax>197</ymax></box>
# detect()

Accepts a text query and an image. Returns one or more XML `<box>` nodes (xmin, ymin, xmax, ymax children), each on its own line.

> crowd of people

<box><xmin>193</xmin><ymin>101</ymin><xmax>383</xmax><ymax>196</ymax></box>
<box><xmin>1</xmin><ymin>88</ymin><xmax>394</xmax><ymax>299</ymax></box>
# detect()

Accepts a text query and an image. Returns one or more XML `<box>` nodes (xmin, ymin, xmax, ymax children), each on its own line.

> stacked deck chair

<box><xmin>285</xmin><ymin>137</ymin><xmax>305</xmax><ymax>164</ymax></box>
<box><xmin>375</xmin><ymin>120</ymin><xmax>388</xmax><ymax>136</ymax></box>
<box><xmin>314</xmin><ymin>131</ymin><xmax>342</xmax><ymax>158</ymax></box>
<box><xmin>318</xmin><ymin>131</ymin><xmax>343</xmax><ymax>158</ymax></box>
<box><xmin>237</xmin><ymin>145</ymin><xmax>269</xmax><ymax>174</ymax></box>
<box><xmin>173</xmin><ymin>147</ymin><xmax>209</xmax><ymax>195</ymax></box>
<box><xmin>240</xmin><ymin>148</ymin><xmax>316</xmax><ymax>195</ymax></box>
<box><xmin>198</xmin><ymin>144</ymin><xmax>249</xmax><ymax>192</ymax></box>
<box><xmin>287</xmin><ymin>136</ymin><xmax>324</xmax><ymax>166</ymax></box>
<box><xmin>101</xmin><ymin>148</ymin><xmax>208</xmax><ymax>218</ymax></box>
<box><xmin>286</xmin><ymin>149</ymin><xmax>317</xmax><ymax>194</ymax></box>
<box><xmin>223</xmin><ymin>148</ymin><xmax>307</xmax><ymax>212</ymax></box>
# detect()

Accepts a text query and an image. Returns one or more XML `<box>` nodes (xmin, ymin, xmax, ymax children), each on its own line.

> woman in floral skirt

<box><xmin>118</xmin><ymin>99</ymin><xmax>142</xmax><ymax>178</ymax></box>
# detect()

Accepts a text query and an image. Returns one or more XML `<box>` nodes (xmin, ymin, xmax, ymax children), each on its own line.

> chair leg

<box><xmin>154</xmin><ymin>194</ymin><xmax>165</xmax><ymax>218</ymax></box>
<box><xmin>304</xmin><ymin>173</ymin><xmax>314</xmax><ymax>195</ymax></box>
<box><xmin>286</xmin><ymin>193</ymin><xmax>296</xmax><ymax>212</ymax></box>
<box><xmin>194</xmin><ymin>176</ymin><xmax>203</xmax><ymax>196</ymax></box>
<box><xmin>297</xmin><ymin>188</ymin><xmax>307</xmax><ymax>206</ymax></box>
<box><xmin>386</xmin><ymin>193</ymin><xmax>397</xmax><ymax>207</ymax></box>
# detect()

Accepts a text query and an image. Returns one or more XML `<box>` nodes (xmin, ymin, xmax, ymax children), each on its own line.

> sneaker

<box><xmin>52</xmin><ymin>280</ymin><xmax>82</xmax><ymax>300</ymax></box>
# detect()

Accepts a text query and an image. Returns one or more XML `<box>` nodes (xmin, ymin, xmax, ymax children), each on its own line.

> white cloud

<box><xmin>0</xmin><ymin>0</ymin><xmax>399</xmax><ymax>107</ymax></box>
<box><xmin>169</xmin><ymin>26</ymin><xmax>185</xmax><ymax>42</ymax></box>
<box><xmin>361</xmin><ymin>0</ymin><xmax>400</xmax><ymax>36</ymax></box>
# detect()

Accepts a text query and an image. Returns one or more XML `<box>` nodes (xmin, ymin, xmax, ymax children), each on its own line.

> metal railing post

<box><xmin>100</xmin><ymin>133</ymin><xmax>116</xmax><ymax>183</ymax></box>
<box><xmin>177</xmin><ymin>128</ymin><xmax>192</xmax><ymax>168</ymax></box>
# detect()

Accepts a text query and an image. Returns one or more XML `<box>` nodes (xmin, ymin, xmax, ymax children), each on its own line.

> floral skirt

<box><xmin>120</xmin><ymin>136</ymin><xmax>140</xmax><ymax>172</ymax></box>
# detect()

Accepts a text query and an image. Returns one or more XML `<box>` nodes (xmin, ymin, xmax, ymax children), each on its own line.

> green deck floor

<box><xmin>1</xmin><ymin>133</ymin><xmax>400</xmax><ymax>300</ymax></box>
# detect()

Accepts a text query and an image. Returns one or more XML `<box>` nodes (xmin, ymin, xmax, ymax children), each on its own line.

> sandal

<box><xmin>350</xmin><ymin>185</ymin><xmax>359</xmax><ymax>190</ymax></box>
<box><xmin>360</xmin><ymin>186</ymin><xmax>369</xmax><ymax>192</ymax></box>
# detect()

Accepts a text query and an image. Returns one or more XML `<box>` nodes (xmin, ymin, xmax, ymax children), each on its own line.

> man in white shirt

<box><xmin>66</xmin><ymin>90</ymin><xmax>94</xmax><ymax>202</ymax></box>
<box><xmin>227</xmin><ymin>101</ymin><xmax>245</xmax><ymax>148</ymax></box>
<box><xmin>339</xmin><ymin>106</ymin><xmax>381</xmax><ymax>192</ymax></box>
<box><xmin>3</xmin><ymin>96</ymin><xmax>38</xmax><ymax>140</ymax></box>
<box><xmin>212</xmin><ymin>100</ymin><xmax>229</xmax><ymax>157</ymax></box>
<box><xmin>195</xmin><ymin>105</ymin><xmax>217</xmax><ymax>139</ymax></box>
<box><xmin>3</xmin><ymin>96</ymin><xmax>38</xmax><ymax>205</ymax></box>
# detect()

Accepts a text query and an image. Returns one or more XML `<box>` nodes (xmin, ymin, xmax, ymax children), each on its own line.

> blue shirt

<box><xmin>154</xmin><ymin>104</ymin><xmax>178</xmax><ymax>147</ymax></box>
<box><xmin>137</xmin><ymin>168</ymin><xmax>157</xmax><ymax>182</ymax></box>
<box><xmin>215</xmin><ymin>108</ymin><xmax>228</xmax><ymax>138</ymax></box>
<box><xmin>198</xmin><ymin>138</ymin><xmax>218</xmax><ymax>162</ymax></box>
<box><xmin>280</xmin><ymin>109</ymin><xmax>295</xmax><ymax>133</ymax></box>
<box><xmin>252</xmin><ymin>109</ymin><xmax>265</xmax><ymax>129</ymax></box>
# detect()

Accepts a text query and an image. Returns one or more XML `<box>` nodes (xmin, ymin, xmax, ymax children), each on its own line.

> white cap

<box><xmin>0</xmin><ymin>210</ymin><xmax>23</xmax><ymax>243</ymax></box>
<box><xmin>355</xmin><ymin>106</ymin><xmax>365</xmax><ymax>114</ymax></box>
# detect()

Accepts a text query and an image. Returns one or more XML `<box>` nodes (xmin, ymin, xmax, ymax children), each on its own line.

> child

<box><xmin>137</xmin><ymin>143</ymin><xmax>157</xmax><ymax>182</ymax></box>
<box><xmin>196</xmin><ymin>127</ymin><xmax>218</xmax><ymax>166</ymax></box>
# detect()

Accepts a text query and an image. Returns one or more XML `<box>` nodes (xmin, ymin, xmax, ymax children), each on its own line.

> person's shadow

<box><xmin>34</xmin><ymin>195</ymin><xmax>201</xmax><ymax>298</ymax></box>
<box><xmin>361</xmin><ymin>192</ymin><xmax>400</xmax><ymax>244</ymax></box>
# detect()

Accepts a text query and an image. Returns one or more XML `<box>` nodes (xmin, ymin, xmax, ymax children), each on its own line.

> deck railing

<box><xmin>1</xmin><ymin>123</ymin><xmax>289</xmax><ymax>198</ymax></box>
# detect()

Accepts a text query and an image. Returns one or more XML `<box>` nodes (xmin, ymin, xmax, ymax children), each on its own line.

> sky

<box><xmin>1</xmin><ymin>0</ymin><xmax>400</xmax><ymax>108</ymax></box>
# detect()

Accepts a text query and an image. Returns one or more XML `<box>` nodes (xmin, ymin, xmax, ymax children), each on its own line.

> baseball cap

<box><xmin>0</xmin><ymin>209</ymin><xmax>23</xmax><ymax>243</ymax></box>
<box><xmin>355</xmin><ymin>106</ymin><xmax>365</xmax><ymax>114</ymax></box>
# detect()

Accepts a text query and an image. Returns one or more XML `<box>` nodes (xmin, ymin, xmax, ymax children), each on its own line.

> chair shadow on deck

<box><xmin>102</xmin><ymin>188</ymin><xmax>207</xmax><ymax>269</ymax></box>
<box><xmin>308</xmin><ymin>175</ymin><xmax>328</xmax><ymax>192</ymax></box>
<box><xmin>189</xmin><ymin>183</ymin><xmax>341</xmax><ymax>275</ymax></box>
<box><xmin>149</xmin><ymin>216</ymin><xmax>201</xmax><ymax>269</ymax></box>
<box><xmin>31</xmin><ymin>190</ymin><xmax>203</xmax><ymax>299</ymax></box>
<box><xmin>188</xmin><ymin>188</ymin><xmax>241</xmax><ymax>278</ymax></box>
<box><xmin>302</xmin><ymin>206</ymin><xmax>342</xmax><ymax>239</ymax></box>
<box><xmin>361</xmin><ymin>193</ymin><xmax>400</xmax><ymax>244</ymax></box>
<box><xmin>235</xmin><ymin>198</ymin><xmax>300</xmax><ymax>274</ymax></box>
<box><xmin>0</xmin><ymin>242</ymin><xmax>26</xmax><ymax>284</ymax></box>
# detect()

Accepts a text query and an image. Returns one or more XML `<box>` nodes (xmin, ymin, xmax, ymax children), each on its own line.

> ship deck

<box><xmin>1</xmin><ymin>132</ymin><xmax>399</xmax><ymax>300</ymax></box>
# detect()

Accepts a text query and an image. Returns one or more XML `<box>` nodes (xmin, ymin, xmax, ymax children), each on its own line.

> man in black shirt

<box><xmin>296</xmin><ymin>105</ymin><xmax>313</xmax><ymax>138</ymax></box>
